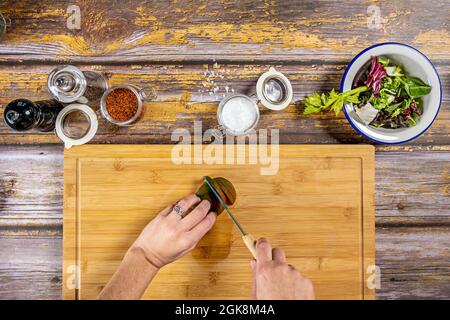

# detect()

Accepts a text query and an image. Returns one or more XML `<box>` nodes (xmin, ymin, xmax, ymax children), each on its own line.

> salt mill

<box><xmin>47</xmin><ymin>65</ymin><xmax>109</xmax><ymax>104</ymax></box>
<box><xmin>3</xmin><ymin>99</ymin><xmax>64</xmax><ymax>132</ymax></box>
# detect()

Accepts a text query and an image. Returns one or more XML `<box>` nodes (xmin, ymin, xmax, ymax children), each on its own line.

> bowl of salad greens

<box><xmin>340</xmin><ymin>43</ymin><xmax>442</xmax><ymax>144</ymax></box>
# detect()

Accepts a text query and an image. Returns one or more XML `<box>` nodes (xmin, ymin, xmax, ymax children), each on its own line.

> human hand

<box><xmin>131</xmin><ymin>194</ymin><xmax>217</xmax><ymax>269</ymax></box>
<box><xmin>250</xmin><ymin>238</ymin><xmax>315</xmax><ymax>300</ymax></box>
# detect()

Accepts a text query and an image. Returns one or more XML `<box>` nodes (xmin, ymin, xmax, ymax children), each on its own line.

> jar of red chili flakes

<box><xmin>100</xmin><ymin>85</ymin><xmax>157</xmax><ymax>126</ymax></box>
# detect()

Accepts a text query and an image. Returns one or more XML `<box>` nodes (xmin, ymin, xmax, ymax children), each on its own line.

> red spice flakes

<box><xmin>105</xmin><ymin>88</ymin><xmax>138</xmax><ymax>122</ymax></box>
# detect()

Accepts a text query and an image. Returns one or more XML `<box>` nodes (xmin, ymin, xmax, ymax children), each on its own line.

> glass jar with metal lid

<box><xmin>100</xmin><ymin>84</ymin><xmax>157</xmax><ymax>126</ymax></box>
<box><xmin>48</xmin><ymin>65</ymin><xmax>109</xmax><ymax>104</ymax></box>
<box><xmin>217</xmin><ymin>67</ymin><xmax>293</xmax><ymax>136</ymax></box>
<box><xmin>217</xmin><ymin>94</ymin><xmax>260</xmax><ymax>136</ymax></box>
<box><xmin>256</xmin><ymin>67</ymin><xmax>293</xmax><ymax>110</ymax></box>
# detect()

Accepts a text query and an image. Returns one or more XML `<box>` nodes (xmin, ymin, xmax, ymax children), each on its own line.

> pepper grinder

<box><xmin>3</xmin><ymin>98</ymin><xmax>63</xmax><ymax>132</ymax></box>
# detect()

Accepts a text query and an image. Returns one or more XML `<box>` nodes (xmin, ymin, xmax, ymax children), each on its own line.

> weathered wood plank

<box><xmin>0</xmin><ymin>145</ymin><xmax>63</xmax><ymax>229</ymax></box>
<box><xmin>0</xmin><ymin>235</ymin><xmax>62</xmax><ymax>300</ymax></box>
<box><xmin>0</xmin><ymin>0</ymin><xmax>448</xmax><ymax>62</ymax></box>
<box><xmin>0</xmin><ymin>64</ymin><xmax>448</xmax><ymax>145</ymax></box>
<box><xmin>376</xmin><ymin>226</ymin><xmax>450</xmax><ymax>300</ymax></box>
<box><xmin>376</xmin><ymin>152</ymin><xmax>450</xmax><ymax>218</ymax></box>
<box><xmin>0</xmin><ymin>226</ymin><xmax>448</xmax><ymax>299</ymax></box>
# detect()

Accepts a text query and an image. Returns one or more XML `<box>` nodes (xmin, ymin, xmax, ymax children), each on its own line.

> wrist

<box><xmin>98</xmin><ymin>245</ymin><xmax>159</xmax><ymax>299</ymax></box>
<box><xmin>127</xmin><ymin>245</ymin><xmax>161</xmax><ymax>273</ymax></box>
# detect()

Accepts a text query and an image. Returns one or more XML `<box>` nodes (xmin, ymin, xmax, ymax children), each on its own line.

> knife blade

<box><xmin>204</xmin><ymin>177</ymin><xmax>257</xmax><ymax>259</ymax></box>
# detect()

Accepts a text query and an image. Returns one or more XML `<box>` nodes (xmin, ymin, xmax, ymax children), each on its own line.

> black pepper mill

<box><xmin>3</xmin><ymin>99</ymin><xmax>64</xmax><ymax>132</ymax></box>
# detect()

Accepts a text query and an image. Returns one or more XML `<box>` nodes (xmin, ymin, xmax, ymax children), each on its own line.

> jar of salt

<box><xmin>218</xmin><ymin>94</ymin><xmax>259</xmax><ymax>136</ymax></box>
<box><xmin>217</xmin><ymin>67</ymin><xmax>293</xmax><ymax>136</ymax></box>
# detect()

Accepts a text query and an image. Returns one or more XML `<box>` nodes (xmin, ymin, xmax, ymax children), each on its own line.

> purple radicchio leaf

<box><xmin>410</xmin><ymin>101</ymin><xmax>421</xmax><ymax>115</ymax></box>
<box><xmin>365</xmin><ymin>56</ymin><xmax>387</xmax><ymax>95</ymax></box>
<box><xmin>402</xmin><ymin>107</ymin><xmax>411</xmax><ymax>118</ymax></box>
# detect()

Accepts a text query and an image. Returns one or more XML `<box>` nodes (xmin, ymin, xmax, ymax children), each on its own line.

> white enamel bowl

<box><xmin>341</xmin><ymin>43</ymin><xmax>442</xmax><ymax>144</ymax></box>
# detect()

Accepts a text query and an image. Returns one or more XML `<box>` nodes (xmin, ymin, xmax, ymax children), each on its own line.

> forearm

<box><xmin>98</xmin><ymin>194</ymin><xmax>216</xmax><ymax>299</ymax></box>
<box><xmin>98</xmin><ymin>246</ymin><xmax>159</xmax><ymax>300</ymax></box>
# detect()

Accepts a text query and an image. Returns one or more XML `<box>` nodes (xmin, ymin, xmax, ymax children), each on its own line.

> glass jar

<box><xmin>55</xmin><ymin>104</ymin><xmax>98</xmax><ymax>149</ymax></box>
<box><xmin>217</xmin><ymin>67</ymin><xmax>293</xmax><ymax>136</ymax></box>
<box><xmin>48</xmin><ymin>65</ymin><xmax>109</xmax><ymax>104</ymax></box>
<box><xmin>100</xmin><ymin>84</ymin><xmax>157</xmax><ymax>126</ymax></box>
<box><xmin>255</xmin><ymin>67</ymin><xmax>293</xmax><ymax>110</ymax></box>
<box><xmin>217</xmin><ymin>94</ymin><xmax>260</xmax><ymax>136</ymax></box>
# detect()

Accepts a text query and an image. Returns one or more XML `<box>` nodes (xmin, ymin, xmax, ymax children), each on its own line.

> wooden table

<box><xmin>0</xmin><ymin>0</ymin><xmax>448</xmax><ymax>299</ymax></box>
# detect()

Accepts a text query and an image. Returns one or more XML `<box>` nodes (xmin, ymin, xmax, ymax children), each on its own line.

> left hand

<box><xmin>131</xmin><ymin>194</ymin><xmax>217</xmax><ymax>269</ymax></box>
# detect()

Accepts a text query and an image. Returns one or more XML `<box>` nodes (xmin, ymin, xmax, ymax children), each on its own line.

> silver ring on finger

<box><xmin>172</xmin><ymin>202</ymin><xmax>185</xmax><ymax>218</ymax></box>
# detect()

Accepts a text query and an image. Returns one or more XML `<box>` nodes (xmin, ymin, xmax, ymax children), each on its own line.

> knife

<box><xmin>204</xmin><ymin>177</ymin><xmax>257</xmax><ymax>259</ymax></box>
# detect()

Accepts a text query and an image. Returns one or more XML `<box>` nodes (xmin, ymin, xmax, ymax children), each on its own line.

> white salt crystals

<box><xmin>216</xmin><ymin>68</ymin><xmax>292</xmax><ymax>135</ymax></box>
<box><xmin>218</xmin><ymin>95</ymin><xmax>259</xmax><ymax>135</ymax></box>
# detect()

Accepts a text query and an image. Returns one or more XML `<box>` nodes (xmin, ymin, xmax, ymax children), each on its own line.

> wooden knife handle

<box><xmin>242</xmin><ymin>234</ymin><xmax>257</xmax><ymax>259</ymax></box>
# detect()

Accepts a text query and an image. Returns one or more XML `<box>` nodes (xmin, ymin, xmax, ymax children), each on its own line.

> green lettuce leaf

<box><xmin>401</xmin><ymin>77</ymin><xmax>432</xmax><ymax>98</ymax></box>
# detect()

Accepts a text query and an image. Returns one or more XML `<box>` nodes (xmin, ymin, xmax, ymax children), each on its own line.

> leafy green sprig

<box><xmin>303</xmin><ymin>86</ymin><xmax>369</xmax><ymax>116</ymax></box>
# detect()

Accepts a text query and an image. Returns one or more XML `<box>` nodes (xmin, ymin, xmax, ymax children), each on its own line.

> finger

<box><xmin>272</xmin><ymin>247</ymin><xmax>286</xmax><ymax>263</ymax></box>
<box><xmin>158</xmin><ymin>205</ymin><xmax>173</xmax><ymax>217</ymax></box>
<box><xmin>166</xmin><ymin>194</ymin><xmax>200</xmax><ymax>219</ymax></box>
<box><xmin>256</xmin><ymin>238</ymin><xmax>272</xmax><ymax>262</ymax></box>
<box><xmin>288</xmin><ymin>264</ymin><xmax>299</xmax><ymax>273</ymax></box>
<box><xmin>187</xmin><ymin>211</ymin><xmax>217</xmax><ymax>242</ymax></box>
<box><xmin>181</xmin><ymin>200</ymin><xmax>211</xmax><ymax>230</ymax></box>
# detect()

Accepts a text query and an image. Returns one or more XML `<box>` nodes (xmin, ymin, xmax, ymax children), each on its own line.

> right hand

<box><xmin>131</xmin><ymin>194</ymin><xmax>217</xmax><ymax>269</ymax></box>
<box><xmin>250</xmin><ymin>238</ymin><xmax>315</xmax><ymax>300</ymax></box>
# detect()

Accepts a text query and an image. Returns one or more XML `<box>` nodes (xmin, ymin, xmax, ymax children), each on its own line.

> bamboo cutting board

<box><xmin>63</xmin><ymin>145</ymin><xmax>375</xmax><ymax>300</ymax></box>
